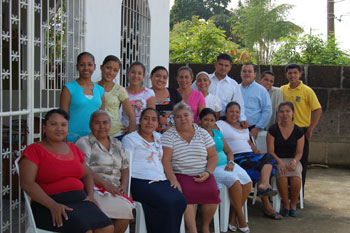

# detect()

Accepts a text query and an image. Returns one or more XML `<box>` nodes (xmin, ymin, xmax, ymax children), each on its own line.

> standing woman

<box><xmin>60</xmin><ymin>52</ymin><xmax>105</xmax><ymax>142</ymax></box>
<box><xmin>267</xmin><ymin>102</ymin><xmax>304</xmax><ymax>217</ymax></box>
<box><xmin>97</xmin><ymin>55</ymin><xmax>137</xmax><ymax>137</ymax></box>
<box><xmin>195</xmin><ymin>72</ymin><xmax>222</xmax><ymax>120</ymax></box>
<box><xmin>176</xmin><ymin>66</ymin><xmax>205</xmax><ymax>122</ymax></box>
<box><xmin>122</xmin><ymin>108</ymin><xmax>187</xmax><ymax>233</ymax></box>
<box><xmin>150</xmin><ymin>66</ymin><xmax>182</xmax><ymax>133</ymax></box>
<box><xmin>121</xmin><ymin>62</ymin><xmax>156</xmax><ymax>128</ymax></box>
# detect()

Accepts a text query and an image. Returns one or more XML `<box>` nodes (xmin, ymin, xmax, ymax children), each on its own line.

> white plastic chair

<box><xmin>219</xmin><ymin>185</ymin><xmax>248</xmax><ymax>232</ymax></box>
<box><xmin>15</xmin><ymin>157</ymin><xmax>57</xmax><ymax>233</ymax></box>
<box><xmin>271</xmin><ymin>176</ymin><xmax>304</xmax><ymax>212</ymax></box>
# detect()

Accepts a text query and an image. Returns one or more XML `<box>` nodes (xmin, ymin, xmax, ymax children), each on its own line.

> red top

<box><xmin>21</xmin><ymin>142</ymin><xmax>85</xmax><ymax>195</ymax></box>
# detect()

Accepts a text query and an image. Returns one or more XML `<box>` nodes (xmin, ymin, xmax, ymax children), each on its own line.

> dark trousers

<box><xmin>131</xmin><ymin>178</ymin><xmax>187</xmax><ymax>233</ymax></box>
<box><xmin>301</xmin><ymin>127</ymin><xmax>309</xmax><ymax>190</ymax></box>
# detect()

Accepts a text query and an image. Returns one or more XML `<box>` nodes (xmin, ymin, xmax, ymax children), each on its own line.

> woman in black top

<box><xmin>267</xmin><ymin>102</ymin><xmax>304</xmax><ymax>217</ymax></box>
<box><xmin>151</xmin><ymin>66</ymin><xmax>182</xmax><ymax>133</ymax></box>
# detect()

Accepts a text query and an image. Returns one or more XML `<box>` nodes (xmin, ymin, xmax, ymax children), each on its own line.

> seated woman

<box><xmin>121</xmin><ymin>108</ymin><xmax>187</xmax><ymax>233</ymax></box>
<box><xmin>267</xmin><ymin>102</ymin><xmax>304</xmax><ymax>217</ymax></box>
<box><xmin>75</xmin><ymin>110</ymin><xmax>134</xmax><ymax>233</ymax></box>
<box><xmin>196</xmin><ymin>72</ymin><xmax>222</xmax><ymax>120</ymax></box>
<box><xmin>198</xmin><ymin>108</ymin><xmax>252</xmax><ymax>233</ymax></box>
<box><xmin>216</xmin><ymin>102</ymin><xmax>282</xmax><ymax>220</ymax></box>
<box><xmin>151</xmin><ymin>66</ymin><xmax>182</xmax><ymax>133</ymax></box>
<box><xmin>176</xmin><ymin>66</ymin><xmax>205</xmax><ymax>122</ymax></box>
<box><xmin>19</xmin><ymin>109</ymin><xmax>113</xmax><ymax>233</ymax></box>
<box><xmin>162</xmin><ymin>103</ymin><xmax>220</xmax><ymax>233</ymax></box>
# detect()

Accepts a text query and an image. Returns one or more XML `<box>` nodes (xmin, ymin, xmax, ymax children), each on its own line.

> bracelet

<box><xmin>205</xmin><ymin>170</ymin><xmax>211</xmax><ymax>178</ymax></box>
<box><xmin>292</xmin><ymin>159</ymin><xmax>297</xmax><ymax>164</ymax></box>
<box><xmin>228</xmin><ymin>160</ymin><xmax>235</xmax><ymax>165</ymax></box>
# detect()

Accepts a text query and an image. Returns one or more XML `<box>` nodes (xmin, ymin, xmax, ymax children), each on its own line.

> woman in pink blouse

<box><xmin>176</xmin><ymin>66</ymin><xmax>205</xmax><ymax>122</ymax></box>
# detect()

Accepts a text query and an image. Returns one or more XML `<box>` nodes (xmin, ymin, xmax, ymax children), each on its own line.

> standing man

<box><xmin>192</xmin><ymin>53</ymin><xmax>248</xmax><ymax>127</ymax></box>
<box><xmin>239</xmin><ymin>63</ymin><xmax>272</xmax><ymax>139</ymax></box>
<box><xmin>281</xmin><ymin>64</ymin><xmax>322</xmax><ymax>189</ymax></box>
<box><xmin>259</xmin><ymin>71</ymin><xmax>284</xmax><ymax>129</ymax></box>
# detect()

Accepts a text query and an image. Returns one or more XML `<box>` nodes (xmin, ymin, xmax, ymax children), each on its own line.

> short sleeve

<box><xmin>214</xmin><ymin>96</ymin><xmax>222</xmax><ymax>112</ymax></box>
<box><xmin>121</xmin><ymin>134</ymin><xmax>135</xmax><ymax>152</ymax></box>
<box><xmin>118</xmin><ymin>85</ymin><xmax>129</xmax><ymax>102</ymax></box>
<box><xmin>161</xmin><ymin>130</ymin><xmax>174</xmax><ymax>149</ymax></box>
<box><xmin>96</xmin><ymin>84</ymin><xmax>105</xmax><ymax>98</ymax></box>
<box><xmin>69</xmin><ymin>143</ymin><xmax>85</xmax><ymax>163</ymax></box>
<box><xmin>75</xmin><ymin>137</ymin><xmax>92</xmax><ymax>164</ymax></box>
<box><xmin>199</xmin><ymin>128</ymin><xmax>215</xmax><ymax>149</ymax></box>
<box><xmin>145</xmin><ymin>88</ymin><xmax>155</xmax><ymax>100</ymax></box>
<box><xmin>308</xmin><ymin>89</ymin><xmax>321</xmax><ymax>111</ymax></box>
<box><xmin>198</xmin><ymin>91</ymin><xmax>205</xmax><ymax>106</ymax></box>
<box><xmin>295</xmin><ymin>126</ymin><xmax>304</xmax><ymax>140</ymax></box>
<box><xmin>168</xmin><ymin>88</ymin><xmax>182</xmax><ymax>104</ymax></box>
<box><xmin>21</xmin><ymin>144</ymin><xmax>41</xmax><ymax>165</ymax></box>
<box><xmin>268</xmin><ymin>124</ymin><xmax>278</xmax><ymax>138</ymax></box>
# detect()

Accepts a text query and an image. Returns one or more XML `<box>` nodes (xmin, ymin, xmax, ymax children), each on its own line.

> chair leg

<box><xmin>299</xmin><ymin>183</ymin><xmax>304</xmax><ymax>209</ymax></box>
<box><xmin>271</xmin><ymin>176</ymin><xmax>281</xmax><ymax>212</ymax></box>
<box><xmin>219</xmin><ymin>186</ymin><xmax>230</xmax><ymax>232</ymax></box>
<box><xmin>243</xmin><ymin>200</ymin><xmax>248</xmax><ymax>223</ymax></box>
<box><xmin>252</xmin><ymin>183</ymin><xmax>258</xmax><ymax>205</ymax></box>
<box><xmin>180</xmin><ymin>216</ymin><xmax>185</xmax><ymax>233</ymax></box>
<box><xmin>135</xmin><ymin>201</ymin><xmax>147</xmax><ymax>233</ymax></box>
<box><xmin>213</xmin><ymin>207</ymin><xmax>220</xmax><ymax>233</ymax></box>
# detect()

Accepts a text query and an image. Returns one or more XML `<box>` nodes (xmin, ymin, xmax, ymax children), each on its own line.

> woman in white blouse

<box><xmin>122</xmin><ymin>108</ymin><xmax>187</xmax><ymax>233</ymax></box>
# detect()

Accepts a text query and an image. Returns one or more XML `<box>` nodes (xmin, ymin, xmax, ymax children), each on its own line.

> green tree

<box><xmin>232</xmin><ymin>0</ymin><xmax>302</xmax><ymax>64</ymax></box>
<box><xmin>169</xmin><ymin>16</ymin><xmax>253</xmax><ymax>64</ymax></box>
<box><xmin>170</xmin><ymin>0</ymin><xmax>231</xmax><ymax>28</ymax></box>
<box><xmin>272</xmin><ymin>34</ymin><xmax>350</xmax><ymax>65</ymax></box>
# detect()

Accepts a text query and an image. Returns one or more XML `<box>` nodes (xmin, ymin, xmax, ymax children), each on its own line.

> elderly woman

<box><xmin>19</xmin><ymin>109</ymin><xmax>113</xmax><ymax>233</ymax></box>
<box><xmin>162</xmin><ymin>103</ymin><xmax>220</xmax><ymax>233</ymax></box>
<box><xmin>176</xmin><ymin>66</ymin><xmax>205</xmax><ymax>122</ymax></box>
<box><xmin>150</xmin><ymin>66</ymin><xmax>182</xmax><ymax>133</ymax></box>
<box><xmin>122</xmin><ymin>108</ymin><xmax>187</xmax><ymax>233</ymax></box>
<box><xmin>196</xmin><ymin>72</ymin><xmax>222</xmax><ymax>120</ymax></box>
<box><xmin>75</xmin><ymin>110</ymin><xmax>134</xmax><ymax>233</ymax></box>
<box><xmin>216</xmin><ymin>102</ymin><xmax>282</xmax><ymax>220</ymax></box>
<box><xmin>267</xmin><ymin>102</ymin><xmax>304</xmax><ymax>217</ymax></box>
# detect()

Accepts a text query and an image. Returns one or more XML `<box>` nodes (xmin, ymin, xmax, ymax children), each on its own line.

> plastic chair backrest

<box><xmin>124</xmin><ymin>149</ymin><xmax>133</xmax><ymax>196</ymax></box>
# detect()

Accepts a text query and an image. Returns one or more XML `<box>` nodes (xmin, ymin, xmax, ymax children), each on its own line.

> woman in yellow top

<box><xmin>97</xmin><ymin>55</ymin><xmax>137</xmax><ymax>138</ymax></box>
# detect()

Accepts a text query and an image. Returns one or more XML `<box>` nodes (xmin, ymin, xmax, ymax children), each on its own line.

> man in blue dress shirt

<box><xmin>239</xmin><ymin>62</ymin><xmax>272</xmax><ymax>139</ymax></box>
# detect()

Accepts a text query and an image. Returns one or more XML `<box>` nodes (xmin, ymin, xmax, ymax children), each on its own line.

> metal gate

<box><xmin>0</xmin><ymin>0</ymin><xmax>84</xmax><ymax>232</ymax></box>
<box><xmin>120</xmin><ymin>0</ymin><xmax>150</xmax><ymax>87</ymax></box>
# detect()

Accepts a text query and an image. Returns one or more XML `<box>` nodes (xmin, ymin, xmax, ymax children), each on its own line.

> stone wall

<box><xmin>169</xmin><ymin>64</ymin><xmax>350</xmax><ymax>167</ymax></box>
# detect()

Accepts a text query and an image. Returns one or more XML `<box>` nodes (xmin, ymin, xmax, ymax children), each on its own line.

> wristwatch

<box><xmin>228</xmin><ymin>160</ymin><xmax>235</xmax><ymax>165</ymax></box>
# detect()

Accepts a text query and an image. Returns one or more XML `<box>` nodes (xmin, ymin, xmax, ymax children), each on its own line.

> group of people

<box><xmin>18</xmin><ymin>52</ymin><xmax>322</xmax><ymax>233</ymax></box>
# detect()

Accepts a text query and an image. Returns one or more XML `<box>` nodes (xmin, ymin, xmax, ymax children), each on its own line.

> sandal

<box><xmin>257</xmin><ymin>188</ymin><xmax>277</xmax><ymax>197</ymax></box>
<box><xmin>238</xmin><ymin>225</ymin><xmax>250</xmax><ymax>233</ymax></box>
<box><xmin>228</xmin><ymin>224</ymin><xmax>237</xmax><ymax>232</ymax></box>
<box><xmin>263</xmin><ymin>212</ymin><xmax>283</xmax><ymax>220</ymax></box>
<box><xmin>280</xmin><ymin>208</ymin><xmax>290</xmax><ymax>217</ymax></box>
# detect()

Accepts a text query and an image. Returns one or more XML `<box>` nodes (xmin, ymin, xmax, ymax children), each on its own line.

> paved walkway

<box><xmin>246</xmin><ymin>167</ymin><xmax>350</xmax><ymax>233</ymax></box>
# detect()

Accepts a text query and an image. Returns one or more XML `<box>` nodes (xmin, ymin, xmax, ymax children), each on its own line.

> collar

<box><xmin>210</xmin><ymin>73</ymin><xmax>231</xmax><ymax>83</ymax></box>
<box><xmin>288</xmin><ymin>81</ymin><xmax>303</xmax><ymax>90</ymax></box>
<box><xmin>241</xmin><ymin>80</ymin><xmax>256</xmax><ymax>88</ymax></box>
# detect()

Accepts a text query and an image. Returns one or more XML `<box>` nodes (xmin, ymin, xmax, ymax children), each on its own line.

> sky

<box><xmin>169</xmin><ymin>0</ymin><xmax>350</xmax><ymax>51</ymax></box>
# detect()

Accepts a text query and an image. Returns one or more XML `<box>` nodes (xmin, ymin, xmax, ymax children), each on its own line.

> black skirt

<box><xmin>31</xmin><ymin>190</ymin><xmax>112</xmax><ymax>233</ymax></box>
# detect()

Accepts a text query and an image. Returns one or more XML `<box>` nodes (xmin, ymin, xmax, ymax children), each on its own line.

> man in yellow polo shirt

<box><xmin>280</xmin><ymin>64</ymin><xmax>322</xmax><ymax>190</ymax></box>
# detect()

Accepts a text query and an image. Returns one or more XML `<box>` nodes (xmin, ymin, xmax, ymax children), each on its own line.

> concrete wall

<box><xmin>169</xmin><ymin>64</ymin><xmax>350</xmax><ymax>167</ymax></box>
<box><xmin>84</xmin><ymin>0</ymin><xmax>170</xmax><ymax>85</ymax></box>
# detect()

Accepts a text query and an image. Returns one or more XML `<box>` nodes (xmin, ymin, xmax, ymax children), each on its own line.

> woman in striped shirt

<box><xmin>162</xmin><ymin>102</ymin><xmax>220</xmax><ymax>233</ymax></box>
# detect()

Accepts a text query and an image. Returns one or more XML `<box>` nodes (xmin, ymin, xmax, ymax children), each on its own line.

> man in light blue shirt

<box><xmin>239</xmin><ymin>62</ymin><xmax>272</xmax><ymax>139</ymax></box>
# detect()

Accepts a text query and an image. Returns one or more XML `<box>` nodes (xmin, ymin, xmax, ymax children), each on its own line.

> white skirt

<box><xmin>94</xmin><ymin>192</ymin><xmax>134</xmax><ymax>219</ymax></box>
<box><xmin>213</xmin><ymin>163</ymin><xmax>252</xmax><ymax>188</ymax></box>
